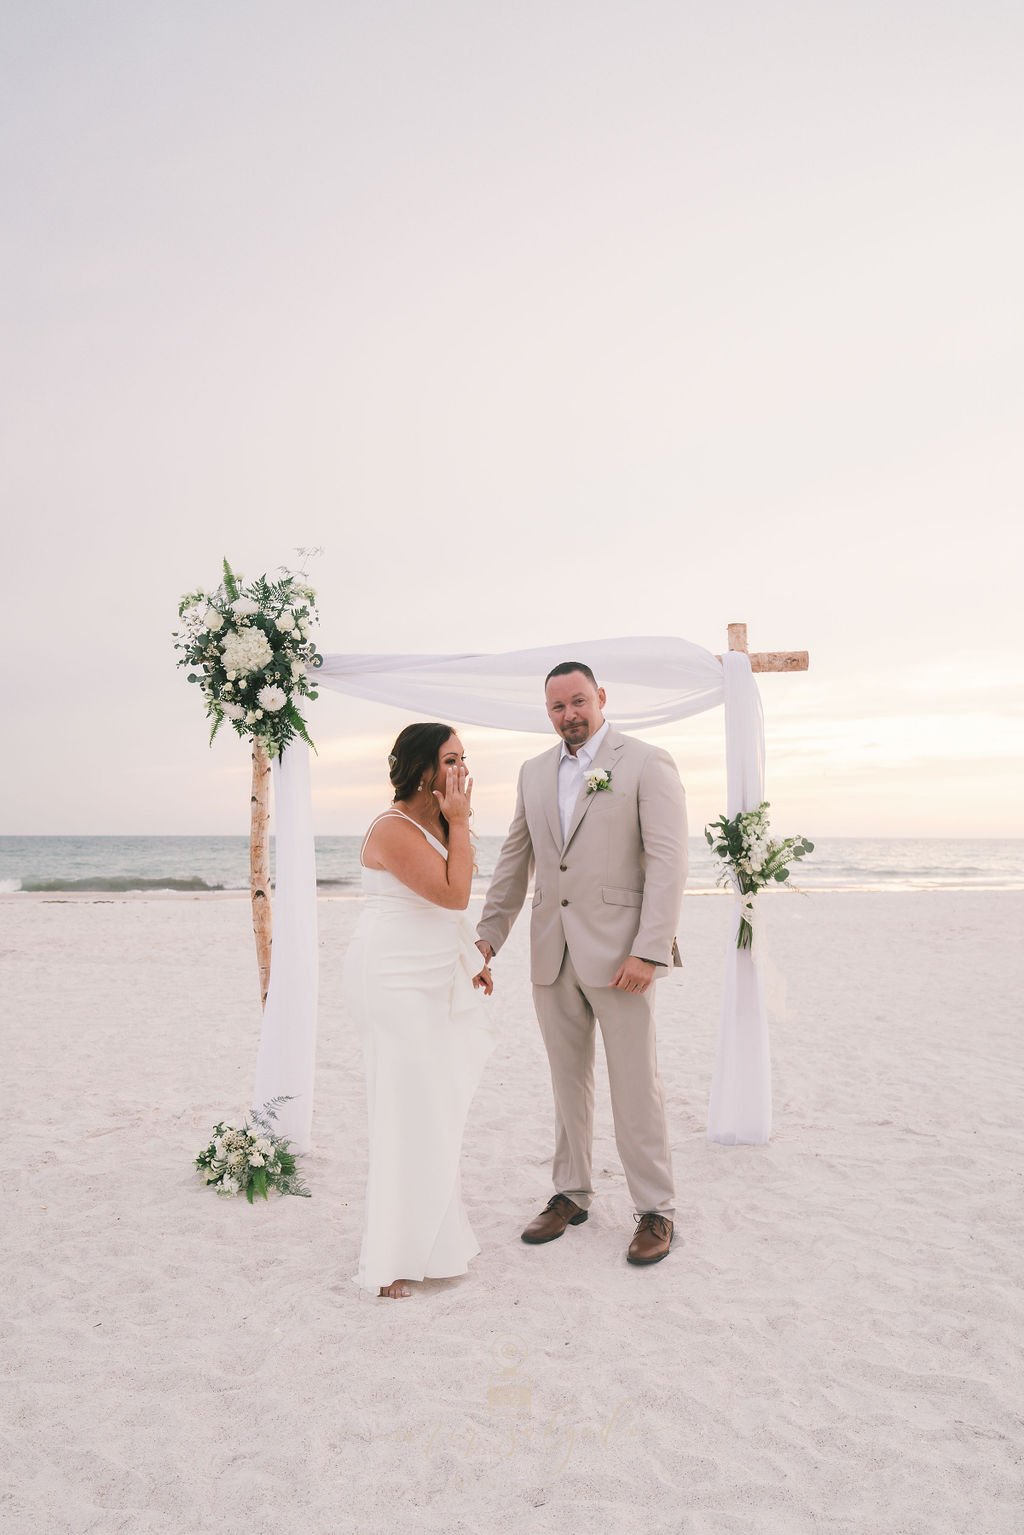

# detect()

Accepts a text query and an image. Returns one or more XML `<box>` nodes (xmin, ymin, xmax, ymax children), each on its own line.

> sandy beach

<box><xmin>3</xmin><ymin>888</ymin><xmax>1021</xmax><ymax>1534</ymax></box>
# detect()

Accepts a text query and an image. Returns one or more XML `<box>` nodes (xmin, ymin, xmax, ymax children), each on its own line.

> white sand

<box><xmin>2</xmin><ymin>888</ymin><xmax>1021</xmax><ymax>1534</ymax></box>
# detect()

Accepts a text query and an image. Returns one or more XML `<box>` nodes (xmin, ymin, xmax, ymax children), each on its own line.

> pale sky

<box><xmin>3</xmin><ymin>1</ymin><xmax>1022</xmax><ymax>838</ymax></box>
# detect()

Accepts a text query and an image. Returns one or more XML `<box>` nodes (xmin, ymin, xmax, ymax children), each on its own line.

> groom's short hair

<box><xmin>544</xmin><ymin>661</ymin><xmax>598</xmax><ymax>690</ymax></box>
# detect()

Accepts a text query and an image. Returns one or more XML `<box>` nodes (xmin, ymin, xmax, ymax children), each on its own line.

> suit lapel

<box><xmin>542</xmin><ymin>745</ymin><xmax>563</xmax><ymax>852</ymax></box>
<box><xmin>562</xmin><ymin>727</ymin><xmax>624</xmax><ymax>852</ymax></box>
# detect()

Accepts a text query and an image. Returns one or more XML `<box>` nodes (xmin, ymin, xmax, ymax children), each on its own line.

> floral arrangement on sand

<box><xmin>195</xmin><ymin>1098</ymin><xmax>310</xmax><ymax>1201</ymax></box>
<box><xmin>174</xmin><ymin>556</ymin><xmax>322</xmax><ymax>758</ymax></box>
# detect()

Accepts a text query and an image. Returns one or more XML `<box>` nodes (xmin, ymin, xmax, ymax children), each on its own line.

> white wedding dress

<box><xmin>343</xmin><ymin>811</ymin><xmax>496</xmax><ymax>1292</ymax></box>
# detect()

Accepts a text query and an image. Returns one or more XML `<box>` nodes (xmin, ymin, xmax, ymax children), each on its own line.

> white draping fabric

<box><xmin>257</xmin><ymin>637</ymin><xmax>773</xmax><ymax>1153</ymax></box>
<box><xmin>315</xmin><ymin>636</ymin><xmax>724</xmax><ymax>731</ymax></box>
<box><xmin>707</xmin><ymin>652</ymin><xmax>771</xmax><ymax>1145</ymax></box>
<box><xmin>251</xmin><ymin>741</ymin><xmax>319</xmax><ymax>1153</ymax></box>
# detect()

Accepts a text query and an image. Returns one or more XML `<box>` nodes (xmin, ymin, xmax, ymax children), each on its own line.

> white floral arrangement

<box><xmin>705</xmin><ymin>801</ymin><xmax>814</xmax><ymax>949</ymax></box>
<box><xmin>584</xmin><ymin>768</ymin><xmax>613</xmax><ymax>794</ymax></box>
<box><xmin>195</xmin><ymin>1097</ymin><xmax>310</xmax><ymax>1202</ymax></box>
<box><xmin>174</xmin><ymin>557</ymin><xmax>322</xmax><ymax>757</ymax></box>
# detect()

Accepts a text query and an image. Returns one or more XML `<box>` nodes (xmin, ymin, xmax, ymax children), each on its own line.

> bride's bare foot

<box><xmin>379</xmin><ymin>1279</ymin><xmax>413</xmax><ymax>1299</ymax></box>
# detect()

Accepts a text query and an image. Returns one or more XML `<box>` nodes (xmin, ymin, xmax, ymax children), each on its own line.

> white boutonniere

<box><xmin>584</xmin><ymin>768</ymin><xmax>613</xmax><ymax>795</ymax></box>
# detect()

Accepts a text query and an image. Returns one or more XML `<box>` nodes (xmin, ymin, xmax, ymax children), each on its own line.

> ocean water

<box><xmin>1</xmin><ymin>836</ymin><xmax>1022</xmax><ymax>895</ymax></box>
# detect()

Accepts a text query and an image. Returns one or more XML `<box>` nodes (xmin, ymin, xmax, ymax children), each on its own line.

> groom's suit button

<box><xmin>561</xmin><ymin>898</ymin><xmax>569</xmax><ymax>906</ymax></box>
<box><xmin>559</xmin><ymin>864</ymin><xmax>567</xmax><ymax>871</ymax></box>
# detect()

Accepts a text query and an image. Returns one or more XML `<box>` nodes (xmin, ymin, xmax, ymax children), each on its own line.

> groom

<box><xmin>476</xmin><ymin>662</ymin><xmax>687</xmax><ymax>1265</ymax></box>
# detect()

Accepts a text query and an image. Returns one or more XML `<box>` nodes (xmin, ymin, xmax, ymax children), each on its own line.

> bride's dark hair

<box><xmin>388</xmin><ymin>722</ymin><xmax>456</xmax><ymax>837</ymax></box>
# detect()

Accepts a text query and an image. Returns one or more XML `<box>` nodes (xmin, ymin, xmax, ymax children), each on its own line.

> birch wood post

<box><xmin>719</xmin><ymin>622</ymin><xmax>809</xmax><ymax>673</ymax></box>
<box><xmin>250</xmin><ymin>740</ymin><xmax>273</xmax><ymax>1009</ymax></box>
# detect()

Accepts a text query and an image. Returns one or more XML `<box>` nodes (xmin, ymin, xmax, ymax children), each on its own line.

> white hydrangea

<box><xmin>248</xmin><ymin>1152</ymin><xmax>265</xmax><ymax>1167</ymax></box>
<box><xmin>230</xmin><ymin>596</ymin><xmax>260</xmax><ymax>617</ymax></box>
<box><xmin>221</xmin><ymin>627</ymin><xmax>273</xmax><ymax>675</ymax></box>
<box><xmin>222</xmin><ymin>702</ymin><xmax>245</xmax><ymax>721</ymax></box>
<box><xmin>257</xmin><ymin>685</ymin><xmax>287</xmax><ymax>712</ymax></box>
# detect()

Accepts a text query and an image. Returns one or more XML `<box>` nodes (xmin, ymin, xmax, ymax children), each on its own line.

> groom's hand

<box><xmin>610</xmin><ymin>956</ymin><xmax>656</xmax><ymax>993</ymax></box>
<box><xmin>476</xmin><ymin>940</ymin><xmax>495</xmax><ymax>962</ymax></box>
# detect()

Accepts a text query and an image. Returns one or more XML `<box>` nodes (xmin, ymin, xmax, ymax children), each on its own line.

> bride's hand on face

<box><xmin>434</xmin><ymin>764</ymin><xmax>472</xmax><ymax>824</ymax></box>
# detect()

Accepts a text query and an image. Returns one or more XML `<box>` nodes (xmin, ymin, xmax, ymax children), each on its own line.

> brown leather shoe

<box><xmin>521</xmin><ymin>1194</ymin><xmax>589</xmax><ymax>1244</ymax></box>
<box><xmin>627</xmin><ymin>1213</ymin><xmax>674</xmax><ymax>1265</ymax></box>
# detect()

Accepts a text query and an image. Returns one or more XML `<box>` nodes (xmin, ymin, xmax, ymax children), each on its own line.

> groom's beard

<box><xmin>559</xmin><ymin>721</ymin><xmax>591</xmax><ymax>749</ymax></box>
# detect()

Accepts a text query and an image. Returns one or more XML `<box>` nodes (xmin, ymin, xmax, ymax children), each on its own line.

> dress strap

<box><xmin>359</xmin><ymin>811</ymin><xmax>403</xmax><ymax>867</ymax></box>
<box><xmin>359</xmin><ymin>809</ymin><xmax>445</xmax><ymax>866</ymax></box>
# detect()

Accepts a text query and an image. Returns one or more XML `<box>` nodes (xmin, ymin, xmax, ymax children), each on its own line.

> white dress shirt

<box><xmin>557</xmin><ymin>719</ymin><xmax>610</xmax><ymax>843</ymax></box>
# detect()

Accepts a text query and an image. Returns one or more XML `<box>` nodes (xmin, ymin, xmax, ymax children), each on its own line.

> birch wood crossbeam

<box><xmin>716</xmin><ymin>621</ymin><xmax>809</xmax><ymax>673</ymax></box>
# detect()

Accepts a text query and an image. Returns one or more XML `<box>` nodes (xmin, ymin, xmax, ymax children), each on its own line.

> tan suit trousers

<box><xmin>533</xmin><ymin>949</ymin><xmax>676</xmax><ymax>1217</ymax></box>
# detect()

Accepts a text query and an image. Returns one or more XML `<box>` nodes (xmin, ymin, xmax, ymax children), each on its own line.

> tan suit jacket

<box><xmin>477</xmin><ymin>727</ymin><xmax>688</xmax><ymax>987</ymax></box>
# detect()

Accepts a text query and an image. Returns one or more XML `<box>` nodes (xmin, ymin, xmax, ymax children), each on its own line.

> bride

<box><xmin>343</xmin><ymin>723</ymin><xmax>496</xmax><ymax>1299</ymax></box>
